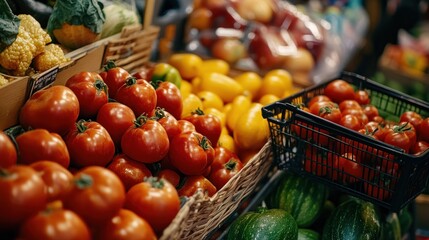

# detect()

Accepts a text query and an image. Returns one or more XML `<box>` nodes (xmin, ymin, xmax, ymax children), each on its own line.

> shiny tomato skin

<box><xmin>307</xmin><ymin>95</ymin><xmax>331</xmax><ymax>107</ymax></box>
<box><xmin>354</xmin><ymin>90</ymin><xmax>370</xmax><ymax>105</ymax></box>
<box><xmin>19</xmin><ymin>85</ymin><xmax>80</xmax><ymax>136</ymax></box>
<box><xmin>125</xmin><ymin>177</ymin><xmax>180</xmax><ymax>234</ymax></box>
<box><xmin>169</xmin><ymin>132</ymin><xmax>215</xmax><ymax>176</ymax></box>
<box><xmin>341</xmin><ymin>108</ymin><xmax>369</xmax><ymax>125</ymax></box>
<box><xmin>340</xmin><ymin>114</ymin><xmax>362</xmax><ymax>131</ymax></box>
<box><xmin>0</xmin><ymin>131</ymin><xmax>17</xmax><ymax>168</ymax></box>
<box><xmin>400</xmin><ymin>111</ymin><xmax>423</xmax><ymax>130</ymax></box>
<box><xmin>97</xmin><ymin>209</ymin><xmax>156</xmax><ymax>240</ymax></box>
<box><xmin>208</xmin><ymin>158</ymin><xmax>243</xmax><ymax>189</ymax></box>
<box><xmin>121</xmin><ymin>118</ymin><xmax>169</xmax><ymax>163</ymax></box>
<box><xmin>100</xmin><ymin>65</ymin><xmax>131</xmax><ymax>99</ymax></box>
<box><xmin>177</xmin><ymin>119</ymin><xmax>196</xmax><ymax>133</ymax></box>
<box><xmin>419</xmin><ymin>117</ymin><xmax>429</xmax><ymax>142</ymax></box>
<box><xmin>18</xmin><ymin>208</ymin><xmax>91</xmax><ymax>240</ymax></box>
<box><xmin>30</xmin><ymin>160</ymin><xmax>74</xmax><ymax>202</ymax></box>
<box><xmin>411</xmin><ymin>140</ymin><xmax>429</xmax><ymax>155</ymax></box>
<box><xmin>0</xmin><ymin>165</ymin><xmax>48</xmax><ymax>231</ymax></box>
<box><xmin>309</xmin><ymin>101</ymin><xmax>337</xmax><ymax>115</ymax></box>
<box><xmin>65</xmin><ymin>71</ymin><xmax>109</xmax><ymax>119</ymax></box>
<box><xmin>324</xmin><ymin>79</ymin><xmax>355</xmax><ymax>103</ymax></box>
<box><xmin>65</xmin><ymin>120</ymin><xmax>115</xmax><ymax>168</ymax></box>
<box><xmin>63</xmin><ymin>166</ymin><xmax>126</xmax><ymax>227</ymax></box>
<box><xmin>107</xmin><ymin>154</ymin><xmax>152</xmax><ymax>191</ymax></box>
<box><xmin>338</xmin><ymin>100</ymin><xmax>361</xmax><ymax>111</ymax></box>
<box><xmin>182</xmin><ymin>109</ymin><xmax>222</xmax><ymax>146</ymax></box>
<box><xmin>303</xmin><ymin>146</ymin><xmax>327</xmax><ymax>176</ymax></box>
<box><xmin>384</xmin><ymin>125</ymin><xmax>412</xmax><ymax>153</ymax></box>
<box><xmin>155</xmin><ymin>81</ymin><xmax>183</xmax><ymax>120</ymax></box>
<box><xmin>152</xmin><ymin>108</ymin><xmax>181</xmax><ymax>141</ymax></box>
<box><xmin>211</xmin><ymin>147</ymin><xmax>240</xmax><ymax>171</ymax></box>
<box><xmin>331</xmin><ymin>153</ymin><xmax>362</xmax><ymax>184</ymax></box>
<box><xmin>178</xmin><ymin>175</ymin><xmax>217</xmax><ymax>197</ymax></box>
<box><xmin>363</xmin><ymin>105</ymin><xmax>379</xmax><ymax>121</ymax></box>
<box><xmin>16</xmin><ymin>129</ymin><xmax>70</xmax><ymax>168</ymax></box>
<box><xmin>115</xmin><ymin>78</ymin><xmax>157</xmax><ymax>117</ymax></box>
<box><xmin>157</xmin><ymin>169</ymin><xmax>181</xmax><ymax>188</ymax></box>
<box><xmin>96</xmin><ymin>102</ymin><xmax>136</xmax><ymax>148</ymax></box>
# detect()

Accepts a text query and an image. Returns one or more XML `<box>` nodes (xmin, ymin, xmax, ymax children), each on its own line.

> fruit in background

<box><xmin>188</xmin><ymin>7</ymin><xmax>213</xmax><ymax>30</ymax></box>
<box><xmin>168</xmin><ymin>53</ymin><xmax>203</xmax><ymax>80</ymax></box>
<box><xmin>197</xmin><ymin>72</ymin><xmax>244</xmax><ymax>103</ymax></box>
<box><xmin>150</xmin><ymin>63</ymin><xmax>182</xmax><ymax>89</ymax></box>
<box><xmin>209</xmin><ymin>5</ymin><xmax>248</xmax><ymax>30</ymax></box>
<box><xmin>211</xmin><ymin>38</ymin><xmax>247</xmax><ymax>64</ymax></box>
<box><xmin>232</xmin><ymin>0</ymin><xmax>274</xmax><ymax>24</ymax></box>
<box><xmin>201</xmin><ymin>59</ymin><xmax>230</xmax><ymax>75</ymax></box>
<box><xmin>258</xmin><ymin>74</ymin><xmax>289</xmax><ymax>98</ymax></box>
<box><xmin>234</xmin><ymin>72</ymin><xmax>262</xmax><ymax>100</ymax></box>
<box><xmin>197</xmin><ymin>91</ymin><xmax>224</xmax><ymax>110</ymax></box>
<box><xmin>283</xmin><ymin>48</ymin><xmax>314</xmax><ymax>85</ymax></box>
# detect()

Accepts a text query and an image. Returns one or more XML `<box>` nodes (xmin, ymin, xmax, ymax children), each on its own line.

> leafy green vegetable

<box><xmin>0</xmin><ymin>0</ymin><xmax>20</xmax><ymax>52</ymax></box>
<box><xmin>100</xmin><ymin>2</ymin><xmax>140</xmax><ymax>39</ymax></box>
<box><xmin>47</xmin><ymin>0</ymin><xmax>105</xmax><ymax>38</ymax></box>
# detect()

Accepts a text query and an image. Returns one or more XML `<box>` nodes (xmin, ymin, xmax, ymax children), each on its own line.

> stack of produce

<box><xmin>0</xmin><ymin>52</ymin><xmax>299</xmax><ymax>239</ymax></box>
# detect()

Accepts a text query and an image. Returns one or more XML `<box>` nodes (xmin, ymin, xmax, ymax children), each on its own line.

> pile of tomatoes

<box><xmin>293</xmin><ymin>79</ymin><xmax>429</xmax><ymax>201</ymax></box>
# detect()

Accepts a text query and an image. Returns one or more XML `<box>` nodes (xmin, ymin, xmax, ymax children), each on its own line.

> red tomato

<box><xmin>400</xmin><ymin>111</ymin><xmax>423</xmax><ymax>130</ymax></box>
<box><xmin>121</xmin><ymin>116</ymin><xmax>169</xmax><ymax>163</ymax></box>
<box><xmin>411</xmin><ymin>140</ymin><xmax>429</xmax><ymax>155</ymax></box>
<box><xmin>317</xmin><ymin>105</ymin><xmax>342</xmax><ymax>124</ymax></box>
<box><xmin>419</xmin><ymin>117</ymin><xmax>429</xmax><ymax>142</ymax></box>
<box><xmin>338</xmin><ymin>100</ymin><xmax>361</xmax><ymax>111</ymax></box>
<box><xmin>19</xmin><ymin>208</ymin><xmax>91</xmax><ymax>240</ymax></box>
<box><xmin>362</xmin><ymin>105</ymin><xmax>379</xmax><ymax>121</ymax></box>
<box><xmin>183</xmin><ymin>108</ymin><xmax>222</xmax><ymax>146</ymax></box>
<box><xmin>115</xmin><ymin>77</ymin><xmax>157</xmax><ymax>117</ymax></box>
<box><xmin>177</xmin><ymin>119</ymin><xmax>196</xmax><ymax>133</ymax></box>
<box><xmin>152</xmin><ymin>108</ymin><xmax>181</xmax><ymax>141</ymax></box>
<box><xmin>63</xmin><ymin>166</ymin><xmax>125</xmax><ymax>227</ymax></box>
<box><xmin>340</xmin><ymin>114</ymin><xmax>362</xmax><ymax>131</ymax></box>
<box><xmin>331</xmin><ymin>153</ymin><xmax>362</xmax><ymax>184</ymax></box>
<box><xmin>154</xmin><ymin>81</ymin><xmax>183</xmax><ymax>120</ymax></box>
<box><xmin>178</xmin><ymin>175</ymin><xmax>217</xmax><ymax>197</ymax></box>
<box><xmin>125</xmin><ymin>177</ymin><xmax>180</xmax><ymax>234</ymax></box>
<box><xmin>19</xmin><ymin>85</ymin><xmax>80</xmax><ymax>136</ymax></box>
<box><xmin>97</xmin><ymin>209</ymin><xmax>156</xmax><ymax>240</ymax></box>
<box><xmin>65</xmin><ymin>71</ymin><xmax>108</xmax><ymax>119</ymax></box>
<box><xmin>354</xmin><ymin>90</ymin><xmax>370</xmax><ymax>105</ymax></box>
<box><xmin>16</xmin><ymin>129</ymin><xmax>70</xmax><ymax>168</ymax></box>
<box><xmin>384</xmin><ymin>129</ymin><xmax>412</xmax><ymax>153</ymax></box>
<box><xmin>96</xmin><ymin>102</ymin><xmax>136</xmax><ymax>148</ymax></box>
<box><xmin>363</xmin><ymin>168</ymin><xmax>397</xmax><ymax>201</ymax></box>
<box><xmin>324</xmin><ymin>79</ymin><xmax>355</xmax><ymax>103</ymax></box>
<box><xmin>303</xmin><ymin>146</ymin><xmax>327</xmax><ymax>176</ymax></box>
<box><xmin>30</xmin><ymin>161</ymin><xmax>73</xmax><ymax>202</ymax></box>
<box><xmin>107</xmin><ymin>154</ymin><xmax>152</xmax><ymax>191</ymax></box>
<box><xmin>0</xmin><ymin>165</ymin><xmax>47</xmax><ymax>231</ymax></box>
<box><xmin>364</xmin><ymin>181</ymin><xmax>392</xmax><ymax>201</ymax></box>
<box><xmin>292</xmin><ymin>107</ymin><xmax>329</xmax><ymax>146</ymax></box>
<box><xmin>211</xmin><ymin>147</ymin><xmax>241</xmax><ymax>171</ymax></box>
<box><xmin>341</xmin><ymin>108</ymin><xmax>368</xmax><ymax>125</ymax></box>
<box><xmin>65</xmin><ymin>120</ymin><xmax>115</xmax><ymax>168</ymax></box>
<box><xmin>396</xmin><ymin>121</ymin><xmax>417</xmax><ymax>147</ymax></box>
<box><xmin>0</xmin><ymin>131</ymin><xmax>17</xmax><ymax>168</ymax></box>
<box><xmin>363</xmin><ymin>121</ymin><xmax>380</xmax><ymax>135</ymax></box>
<box><xmin>309</xmin><ymin>101</ymin><xmax>337</xmax><ymax>115</ymax></box>
<box><xmin>208</xmin><ymin>158</ymin><xmax>243</xmax><ymax>189</ymax></box>
<box><xmin>157</xmin><ymin>169</ymin><xmax>181</xmax><ymax>188</ymax></box>
<box><xmin>99</xmin><ymin>62</ymin><xmax>131</xmax><ymax>98</ymax></box>
<box><xmin>169</xmin><ymin>132</ymin><xmax>215</xmax><ymax>175</ymax></box>
<box><xmin>307</xmin><ymin>95</ymin><xmax>331</xmax><ymax>108</ymax></box>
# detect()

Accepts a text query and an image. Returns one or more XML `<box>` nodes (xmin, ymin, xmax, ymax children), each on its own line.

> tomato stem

<box><xmin>74</xmin><ymin>173</ymin><xmax>93</xmax><ymax>189</ymax></box>
<box><xmin>94</xmin><ymin>79</ymin><xmax>108</xmax><ymax>95</ymax></box>
<box><xmin>225</xmin><ymin>159</ymin><xmax>238</xmax><ymax>171</ymax></box>
<box><xmin>393</xmin><ymin>122</ymin><xmax>412</xmax><ymax>133</ymax></box>
<box><xmin>0</xmin><ymin>168</ymin><xmax>10</xmax><ymax>177</ymax></box>
<box><xmin>153</xmin><ymin>107</ymin><xmax>166</xmax><ymax>120</ymax></box>
<box><xmin>103</xmin><ymin>60</ymin><xmax>117</xmax><ymax>71</ymax></box>
<box><xmin>76</xmin><ymin>120</ymin><xmax>88</xmax><ymax>133</ymax></box>
<box><xmin>192</xmin><ymin>108</ymin><xmax>205</xmax><ymax>116</ymax></box>
<box><xmin>197</xmin><ymin>135</ymin><xmax>212</xmax><ymax>150</ymax></box>
<box><xmin>145</xmin><ymin>176</ymin><xmax>165</xmax><ymax>189</ymax></box>
<box><xmin>125</xmin><ymin>77</ymin><xmax>137</xmax><ymax>86</ymax></box>
<box><xmin>134</xmin><ymin>114</ymin><xmax>149</xmax><ymax>127</ymax></box>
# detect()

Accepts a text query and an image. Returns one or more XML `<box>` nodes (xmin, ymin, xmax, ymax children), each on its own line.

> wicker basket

<box><xmin>160</xmin><ymin>141</ymin><xmax>274</xmax><ymax>240</ymax></box>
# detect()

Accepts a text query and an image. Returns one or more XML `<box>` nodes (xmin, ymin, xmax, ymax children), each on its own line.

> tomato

<box><xmin>364</xmin><ymin>180</ymin><xmax>392</xmax><ymax>201</ymax></box>
<box><xmin>399</xmin><ymin>111</ymin><xmax>423</xmax><ymax>130</ymax></box>
<box><xmin>99</xmin><ymin>61</ymin><xmax>131</xmax><ymax>98</ymax></box>
<box><xmin>18</xmin><ymin>208</ymin><xmax>91</xmax><ymax>240</ymax></box>
<box><xmin>107</xmin><ymin>154</ymin><xmax>152</xmax><ymax>191</ymax></box>
<box><xmin>152</xmin><ymin>108</ymin><xmax>181</xmax><ymax>141</ymax></box>
<box><xmin>30</xmin><ymin>161</ymin><xmax>73</xmax><ymax>202</ymax></box>
<box><xmin>183</xmin><ymin>108</ymin><xmax>222</xmax><ymax>146</ymax></box>
<box><xmin>324</xmin><ymin>79</ymin><xmax>355</xmax><ymax>103</ymax></box>
<box><xmin>157</xmin><ymin>169</ymin><xmax>181</xmax><ymax>188</ymax></box>
<box><xmin>154</xmin><ymin>81</ymin><xmax>183</xmax><ymax>120</ymax></box>
<box><xmin>354</xmin><ymin>90</ymin><xmax>370</xmax><ymax>105</ymax></box>
<box><xmin>396</xmin><ymin>121</ymin><xmax>417</xmax><ymax>147</ymax></box>
<box><xmin>363</xmin><ymin>168</ymin><xmax>397</xmax><ymax>201</ymax></box>
<box><xmin>341</xmin><ymin>108</ymin><xmax>368</xmax><ymax>125</ymax></box>
<box><xmin>125</xmin><ymin>177</ymin><xmax>180</xmax><ymax>234</ymax></box>
<box><xmin>419</xmin><ymin>117</ymin><xmax>429</xmax><ymax>142</ymax></box>
<box><xmin>0</xmin><ymin>131</ymin><xmax>17</xmax><ymax>168</ymax></box>
<box><xmin>115</xmin><ymin>77</ymin><xmax>157</xmax><ymax>117</ymax></box>
<box><xmin>211</xmin><ymin>147</ymin><xmax>240</xmax><ymax>170</ymax></box>
<box><xmin>97</xmin><ymin>209</ymin><xmax>156</xmax><ymax>240</ymax></box>
<box><xmin>303</xmin><ymin>146</ymin><xmax>327</xmax><ymax>176</ymax></box>
<box><xmin>363</xmin><ymin>121</ymin><xmax>380</xmax><ymax>135</ymax></box>
<box><xmin>411</xmin><ymin>140</ymin><xmax>429</xmax><ymax>155</ymax></box>
<box><xmin>181</xmin><ymin>93</ymin><xmax>204</xmax><ymax>119</ymax></box>
<box><xmin>362</xmin><ymin>105</ymin><xmax>379</xmax><ymax>121</ymax></box>
<box><xmin>233</xmin><ymin>103</ymin><xmax>269</xmax><ymax>150</ymax></box>
<box><xmin>65</xmin><ymin>71</ymin><xmax>108</xmax><ymax>119</ymax></box>
<box><xmin>309</xmin><ymin>101</ymin><xmax>337</xmax><ymax>115</ymax></box>
<box><xmin>178</xmin><ymin>175</ymin><xmax>217</xmax><ymax>197</ymax></box>
<box><xmin>208</xmin><ymin>158</ymin><xmax>243</xmax><ymax>189</ymax></box>
<box><xmin>65</xmin><ymin>120</ymin><xmax>115</xmax><ymax>168</ymax></box>
<box><xmin>384</xmin><ymin>129</ymin><xmax>412</xmax><ymax>153</ymax></box>
<box><xmin>16</xmin><ymin>129</ymin><xmax>70</xmax><ymax>168</ymax></box>
<box><xmin>63</xmin><ymin>166</ymin><xmax>125</xmax><ymax>227</ymax></box>
<box><xmin>121</xmin><ymin>115</ymin><xmax>169</xmax><ymax>163</ymax></box>
<box><xmin>96</xmin><ymin>102</ymin><xmax>136</xmax><ymax>148</ymax></box>
<box><xmin>0</xmin><ymin>165</ymin><xmax>47</xmax><ymax>231</ymax></box>
<box><xmin>340</xmin><ymin>114</ymin><xmax>362</xmax><ymax>131</ymax></box>
<box><xmin>177</xmin><ymin>119</ymin><xmax>196</xmax><ymax>133</ymax></box>
<box><xmin>338</xmin><ymin>100</ymin><xmax>361</xmax><ymax>111</ymax></box>
<box><xmin>169</xmin><ymin>131</ymin><xmax>214</xmax><ymax>175</ymax></box>
<box><xmin>331</xmin><ymin>153</ymin><xmax>362</xmax><ymax>184</ymax></box>
<box><xmin>317</xmin><ymin>105</ymin><xmax>342</xmax><ymax>124</ymax></box>
<box><xmin>19</xmin><ymin>85</ymin><xmax>80</xmax><ymax>136</ymax></box>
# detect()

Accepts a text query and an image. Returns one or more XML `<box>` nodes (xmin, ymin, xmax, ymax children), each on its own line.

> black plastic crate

<box><xmin>261</xmin><ymin>71</ymin><xmax>429</xmax><ymax>212</ymax></box>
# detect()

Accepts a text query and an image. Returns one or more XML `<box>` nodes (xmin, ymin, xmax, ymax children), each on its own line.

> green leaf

<box><xmin>0</xmin><ymin>0</ymin><xmax>20</xmax><ymax>52</ymax></box>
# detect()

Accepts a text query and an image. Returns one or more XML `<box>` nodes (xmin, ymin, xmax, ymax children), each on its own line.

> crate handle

<box><xmin>143</xmin><ymin>0</ymin><xmax>154</xmax><ymax>29</ymax></box>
